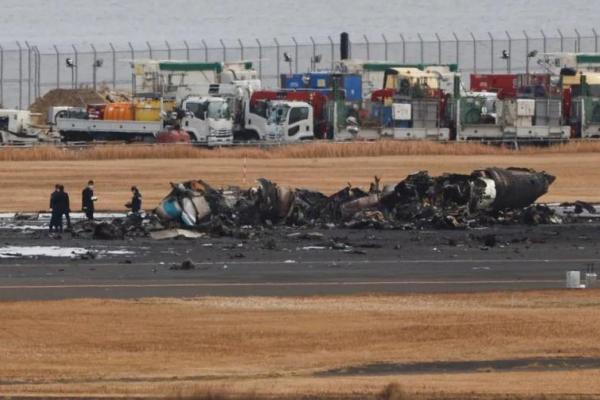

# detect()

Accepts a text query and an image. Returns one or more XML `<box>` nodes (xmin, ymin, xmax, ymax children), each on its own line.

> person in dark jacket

<box><xmin>82</xmin><ymin>180</ymin><xmax>97</xmax><ymax>221</ymax></box>
<box><xmin>49</xmin><ymin>184</ymin><xmax>61</xmax><ymax>232</ymax></box>
<box><xmin>126</xmin><ymin>186</ymin><xmax>142</xmax><ymax>214</ymax></box>
<box><xmin>59</xmin><ymin>185</ymin><xmax>71</xmax><ymax>229</ymax></box>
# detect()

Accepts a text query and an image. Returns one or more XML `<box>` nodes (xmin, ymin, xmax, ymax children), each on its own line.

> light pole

<box><xmin>92</xmin><ymin>58</ymin><xmax>103</xmax><ymax>91</ymax></box>
<box><xmin>65</xmin><ymin>57</ymin><xmax>77</xmax><ymax>89</ymax></box>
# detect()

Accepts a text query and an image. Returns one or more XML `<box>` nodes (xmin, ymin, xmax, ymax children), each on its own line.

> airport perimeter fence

<box><xmin>1</xmin><ymin>29</ymin><xmax>599</xmax><ymax>111</ymax></box>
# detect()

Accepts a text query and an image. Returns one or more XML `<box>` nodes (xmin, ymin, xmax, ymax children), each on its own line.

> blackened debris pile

<box><xmin>153</xmin><ymin>167</ymin><xmax>558</xmax><ymax>233</ymax></box>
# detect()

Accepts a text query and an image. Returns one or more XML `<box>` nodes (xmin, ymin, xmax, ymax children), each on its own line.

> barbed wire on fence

<box><xmin>1</xmin><ymin>28</ymin><xmax>599</xmax><ymax>109</ymax></box>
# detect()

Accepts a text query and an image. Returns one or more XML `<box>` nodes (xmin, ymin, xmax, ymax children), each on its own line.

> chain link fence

<box><xmin>1</xmin><ymin>29</ymin><xmax>598</xmax><ymax>110</ymax></box>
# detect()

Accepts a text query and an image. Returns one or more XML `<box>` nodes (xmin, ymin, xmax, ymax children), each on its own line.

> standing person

<box><xmin>59</xmin><ymin>185</ymin><xmax>71</xmax><ymax>230</ymax></box>
<box><xmin>82</xmin><ymin>180</ymin><xmax>97</xmax><ymax>221</ymax></box>
<box><xmin>49</xmin><ymin>184</ymin><xmax>61</xmax><ymax>232</ymax></box>
<box><xmin>127</xmin><ymin>186</ymin><xmax>142</xmax><ymax>214</ymax></box>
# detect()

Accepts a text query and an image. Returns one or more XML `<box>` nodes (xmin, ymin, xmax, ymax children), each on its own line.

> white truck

<box><xmin>0</xmin><ymin>110</ymin><xmax>44</xmax><ymax>144</ymax></box>
<box><xmin>264</xmin><ymin>101</ymin><xmax>314</xmax><ymax>142</ymax></box>
<box><xmin>180</xmin><ymin>81</ymin><xmax>315</xmax><ymax>143</ymax></box>
<box><xmin>56</xmin><ymin>115</ymin><xmax>163</xmax><ymax>142</ymax></box>
<box><xmin>180</xmin><ymin>96</ymin><xmax>233</xmax><ymax>146</ymax></box>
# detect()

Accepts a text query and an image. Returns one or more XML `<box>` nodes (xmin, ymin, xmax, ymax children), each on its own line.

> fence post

<box><xmin>400</xmin><ymin>34</ymin><xmax>406</xmax><ymax>63</ymax></box>
<box><xmin>292</xmin><ymin>37</ymin><xmax>298</xmax><ymax>73</ymax></box>
<box><xmin>146</xmin><ymin>41</ymin><xmax>153</xmax><ymax>59</ymax></box>
<box><xmin>25</xmin><ymin>41</ymin><xmax>31</xmax><ymax>107</ymax></box>
<box><xmin>109</xmin><ymin>42</ymin><xmax>116</xmax><ymax>89</ymax></box>
<box><xmin>363</xmin><ymin>34</ymin><xmax>370</xmax><ymax>61</ymax></box>
<box><xmin>238</xmin><ymin>39</ymin><xmax>244</xmax><ymax>60</ymax></box>
<box><xmin>540</xmin><ymin>29</ymin><xmax>547</xmax><ymax>53</ymax></box>
<box><xmin>16</xmin><ymin>41</ymin><xmax>22</xmax><ymax>109</ymax></box>
<box><xmin>558</xmin><ymin>29</ymin><xmax>564</xmax><ymax>52</ymax></box>
<box><xmin>128</xmin><ymin>42</ymin><xmax>135</xmax><ymax>62</ymax></box>
<box><xmin>505</xmin><ymin>31</ymin><xmax>512</xmax><ymax>73</ymax></box>
<box><xmin>91</xmin><ymin>44</ymin><xmax>98</xmax><ymax>91</ymax></box>
<box><xmin>310</xmin><ymin>36</ymin><xmax>316</xmax><ymax>70</ymax></box>
<box><xmin>256</xmin><ymin>38</ymin><xmax>262</xmax><ymax>80</ymax></box>
<box><xmin>202</xmin><ymin>39</ymin><xmax>208</xmax><ymax>62</ymax></box>
<box><xmin>127</xmin><ymin>43</ymin><xmax>135</xmax><ymax>96</ymax></box>
<box><xmin>523</xmin><ymin>30</ymin><xmax>530</xmax><ymax>74</ymax></box>
<box><xmin>416</xmin><ymin>33</ymin><xmax>423</xmax><ymax>64</ymax></box>
<box><xmin>0</xmin><ymin>45</ymin><xmax>3</xmax><ymax>106</ymax></box>
<box><xmin>328</xmin><ymin>36</ymin><xmax>334</xmax><ymax>69</ymax></box>
<box><xmin>470</xmin><ymin>32</ymin><xmax>476</xmax><ymax>73</ymax></box>
<box><xmin>72</xmin><ymin>44</ymin><xmax>79</xmax><ymax>89</ymax></box>
<box><xmin>594</xmin><ymin>29</ymin><xmax>599</xmax><ymax>53</ymax></box>
<box><xmin>53</xmin><ymin>45</ymin><xmax>60</xmax><ymax>89</ymax></box>
<box><xmin>574</xmin><ymin>29</ymin><xmax>581</xmax><ymax>52</ymax></box>
<box><xmin>220</xmin><ymin>39</ymin><xmax>226</xmax><ymax>62</ymax></box>
<box><xmin>183</xmin><ymin>40</ymin><xmax>190</xmax><ymax>61</ymax></box>
<box><xmin>382</xmin><ymin>34</ymin><xmax>388</xmax><ymax>61</ymax></box>
<box><xmin>165</xmin><ymin>40</ymin><xmax>171</xmax><ymax>60</ymax></box>
<box><xmin>274</xmin><ymin>38</ymin><xmax>281</xmax><ymax>79</ymax></box>
<box><xmin>435</xmin><ymin>33</ymin><xmax>441</xmax><ymax>64</ymax></box>
<box><xmin>488</xmin><ymin>32</ymin><xmax>494</xmax><ymax>73</ymax></box>
<box><xmin>452</xmin><ymin>32</ymin><xmax>459</xmax><ymax>67</ymax></box>
<box><xmin>34</xmin><ymin>46</ymin><xmax>40</xmax><ymax>98</ymax></box>
<box><xmin>34</xmin><ymin>46</ymin><xmax>40</xmax><ymax>99</ymax></box>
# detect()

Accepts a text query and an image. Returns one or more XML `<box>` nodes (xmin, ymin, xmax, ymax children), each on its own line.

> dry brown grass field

<box><xmin>0</xmin><ymin>150</ymin><xmax>598</xmax><ymax>211</ymax></box>
<box><xmin>1</xmin><ymin>290</ymin><xmax>600</xmax><ymax>398</ymax></box>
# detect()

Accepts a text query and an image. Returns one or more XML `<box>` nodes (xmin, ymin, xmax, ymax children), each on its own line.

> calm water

<box><xmin>0</xmin><ymin>0</ymin><xmax>597</xmax><ymax>49</ymax></box>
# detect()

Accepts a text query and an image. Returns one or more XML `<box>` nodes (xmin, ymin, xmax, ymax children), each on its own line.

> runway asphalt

<box><xmin>0</xmin><ymin>219</ymin><xmax>598</xmax><ymax>300</ymax></box>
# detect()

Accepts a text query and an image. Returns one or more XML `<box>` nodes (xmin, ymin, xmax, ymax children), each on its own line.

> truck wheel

<box><xmin>54</xmin><ymin>110</ymin><xmax>68</xmax><ymax>124</ymax></box>
<box><xmin>187</xmin><ymin>132</ymin><xmax>199</xmax><ymax>142</ymax></box>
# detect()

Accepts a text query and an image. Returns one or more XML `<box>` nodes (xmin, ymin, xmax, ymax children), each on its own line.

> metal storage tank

<box><xmin>104</xmin><ymin>102</ymin><xmax>135</xmax><ymax>121</ymax></box>
<box><xmin>135</xmin><ymin>99</ymin><xmax>176</xmax><ymax>122</ymax></box>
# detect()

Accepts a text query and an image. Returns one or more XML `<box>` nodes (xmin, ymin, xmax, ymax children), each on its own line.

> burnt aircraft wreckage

<box><xmin>71</xmin><ymin>167</ymin><xmax>559</xmax><ymax>240</ymax></box>
<box><xmin>149</xmin><ymin>167</ymin><xmax>558</xmax><ymax>234</ymax></box>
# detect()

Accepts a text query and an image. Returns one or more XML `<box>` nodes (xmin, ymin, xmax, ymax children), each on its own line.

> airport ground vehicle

<box><xmin>0</xmin><ymin>110</ymin><xmax>43</xmax><ymax>143</ymax></box>
<box><xmin>264</xmin><ymin>100</ymin><xmax>314</xmax><ymax>142</ymax></box>
<box><xmin>237</xmin><ymin>90</ymin><xmax>329</xmax><ymax>141</ymax></box>
<box><xmin>179</xmin><ymin>95</ymin><xmax>233</xmax><ymax>145</ymax></box>
<box><xmin>368</xmin><ymin>67</ymin><xmax>453</xmax><ymax>140</ymax></box>
<box><xmin>56</xmin><ymin>61</ymin><xmax>247</xmax><ymax>144</ymax></box>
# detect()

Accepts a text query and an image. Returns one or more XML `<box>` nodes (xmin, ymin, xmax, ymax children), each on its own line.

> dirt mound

<box><xmin>28</xmin><ymin>89</ymin><xmax>107</xmax><ymax>124</ymax></box>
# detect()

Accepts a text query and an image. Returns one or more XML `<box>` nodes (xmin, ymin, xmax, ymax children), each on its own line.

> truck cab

<box><xmin>265</xmin><ymin>101</ymin><xmax>314</xmax><ymax>142</ymax></box>
<box><xmin>181</xmin><ymin>96</ymin><xmax>233</xmax><ymax>146</ymax></box>
<box><xmin>0</xmin><ymin>109</ymin><xmax>41</xmax><ymax>143</ymax></box>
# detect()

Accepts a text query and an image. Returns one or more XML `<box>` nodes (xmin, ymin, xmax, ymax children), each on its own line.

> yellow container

<box><xmin>104</xmin><ymin>102</ymin><xmax>135</xmax><ymax>121</ymax></box>
<box><xmin>134</xmin><ymin>99</ymin><xmax>176</xmax><ymax>121</ymax></box>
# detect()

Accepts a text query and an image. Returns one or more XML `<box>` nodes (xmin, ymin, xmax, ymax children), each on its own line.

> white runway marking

<box><xmin>0</xmin><ymin>257</ymin><xmax>599</xmax><ymax>268</ymax></box>
<box><xmin>0</xmin><ymin>279</ymin><xmax>562</xmax><ymax>290</ymax></box>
